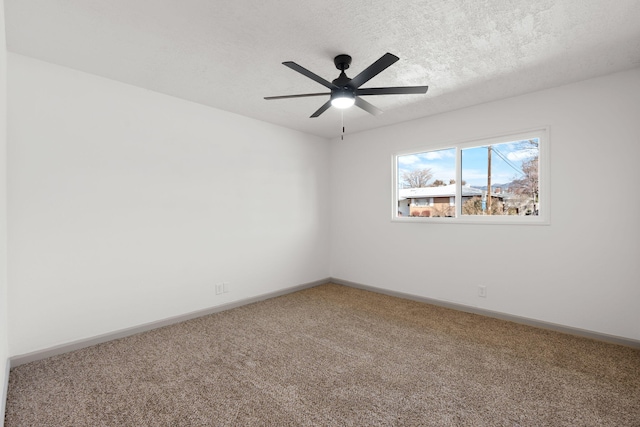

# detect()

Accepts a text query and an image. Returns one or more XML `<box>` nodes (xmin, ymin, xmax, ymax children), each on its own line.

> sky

<box><xmin>397</xmin><ymin>139</ymin><xmax>538</xmax><ymax>187</ymax></box>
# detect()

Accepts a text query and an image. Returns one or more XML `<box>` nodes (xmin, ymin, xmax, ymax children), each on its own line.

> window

<box><xmin>393</xmin><ymin>128</ymin><xmax>548</xmax><ymax>224</ymax></box>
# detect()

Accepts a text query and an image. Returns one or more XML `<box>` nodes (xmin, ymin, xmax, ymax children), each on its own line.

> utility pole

<box><xmin>487</xmin><ymin>145</ymin><xmax>492</xmax><ymax>214</ymax></box>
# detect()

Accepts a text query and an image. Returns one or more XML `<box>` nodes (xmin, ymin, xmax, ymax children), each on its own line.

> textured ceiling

<box><xmin>4</xmin><ymin>0</ymin><xmax>640</xmax><ymax>139</ymax></box>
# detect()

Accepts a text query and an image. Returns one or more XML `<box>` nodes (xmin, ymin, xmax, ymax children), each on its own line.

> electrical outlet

<box><xmin>478</xmin><ymin>285</ymin><xmax>487</xmax><ymax>298</ymax></box>
<box><xmin>215</xmin><ymin>283</ymin><xmax>224</xmax><ymax>295</ymax></box>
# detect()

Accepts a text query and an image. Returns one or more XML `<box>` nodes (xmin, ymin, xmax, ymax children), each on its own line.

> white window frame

<box><xmin>392</xmin><ymin>127</ymin><xmax>550</xmax><ymax>225</ymax></box>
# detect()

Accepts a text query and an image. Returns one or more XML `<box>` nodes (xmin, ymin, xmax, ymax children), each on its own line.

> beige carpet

<box><xmin>5</xmin><ymin>283</ymin><xmax>640</xmax><ymax>426</ymax></box>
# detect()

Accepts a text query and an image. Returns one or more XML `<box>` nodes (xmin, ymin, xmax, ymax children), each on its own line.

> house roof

<box><xmin>399</xmin><ymin>184</ymin><xmax>488</xmax><ymax>199</ymax></box>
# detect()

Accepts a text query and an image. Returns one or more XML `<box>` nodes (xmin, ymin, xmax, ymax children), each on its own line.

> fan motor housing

<box><xmin>334</xmin><ymin>54</ymin><xmax>352</xmax><ymax>71</ymax></box>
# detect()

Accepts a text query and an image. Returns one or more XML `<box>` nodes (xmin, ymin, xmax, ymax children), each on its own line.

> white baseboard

<box><xmin>1</xmin><ymin>357</ymin><xmax>9</xmax><ymax>427</ymax></box>
<box><xmin>330</xmin><ymin>277</ymin><xmax>640</xmax><ymax>349</ymax></box>
<box><xmin>10</xmin><ymin>278</ymin><xmax>331</xmax><ymax>367</ymax></box>
<box><xmin>9</xmin><ymin>276</ymin><xmax>639</xmax><ymax>369</ymax></box>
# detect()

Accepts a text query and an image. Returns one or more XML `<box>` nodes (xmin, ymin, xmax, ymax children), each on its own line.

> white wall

<box><xmin>4</xmin><ymin>49</ymin><xmax>639</xmax><ymax>366</ymax></box>
<box><xmin>1</xmin><ymin>1</ymin><xmax>10</xmax><ymax>423</ymax></box>
<box><xmin>7</xmin><ymin>54</ymin><xmax>330</xmax><ymax>356</ymax></box>
<box><xmin>330</xmin><ymin>68</ymin><xmax>640</xmax><ymax>341</ymax></box>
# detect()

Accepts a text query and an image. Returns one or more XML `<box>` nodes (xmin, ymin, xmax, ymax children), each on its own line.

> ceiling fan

<box><xmin>264</xmin><ymin>53</ymin><xmax>429</xmax><ymax>118</ymax></box>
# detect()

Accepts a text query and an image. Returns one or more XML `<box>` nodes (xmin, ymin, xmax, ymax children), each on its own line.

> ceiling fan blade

<box><xmin>356</xmin><ymin>86</ymin><xmax>429</xmax><ymax>96</ymax></box>
<box><xmin>310</xmin><ymin>100</ymin><xmax>333</xmax><ymax>118</ymax></box>
<box><xmin>264</xmin><ymin>93</ymin><xmax>329</xmax><ymax>100</ymax></box>
<box><xmin>348</xmin><ymin>53</ymin><xmax>400</xmax><ymax>89</ymax></box>
<box><xmin>283</xmin><ymin>61</ymin><xmax>339</xmax><ymax>90</ymax></box>
<box><xmin>355</xmin><ymin>97</ymin><xmax>383</xmax><ymax>116</ymax></box>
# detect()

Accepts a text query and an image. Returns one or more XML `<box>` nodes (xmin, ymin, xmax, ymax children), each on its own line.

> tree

<box><xmin>507</xmin><ymin>138</ymin><xmax>540</xmax><ymax>214</ymax></box>
<box><xmin>431</xmin><ymin>204</ymin><xmax>454</xmax><ymax>217</ymax></box>
<box><xmin>431</xmin><ymin>179</ymin><xmax>445</xmax><ymax>187</ymax></box>
<box><xmin>462</xmin><ymin>196</ymin><xmax>504</xmax><ymax>215</ymax></box>
<box><xmin>401</xmin><ymin>168</ymin><xmax>433</xmax><ymax>188</ymax></box>
<box><xmin>510</xmin><ymin>157</ymin><xmax>538</xmax><ymax>200</ymax></box>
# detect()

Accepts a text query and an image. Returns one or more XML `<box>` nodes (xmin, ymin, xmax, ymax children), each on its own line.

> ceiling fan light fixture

<box><xmin>330</xmin><ymin>90</ymin><xmax>355</xmax><ymax>109</ymax></box>
<box><xmin>265</xmin><ymin>53</ymin><xmax>428</xmax><ymax>118</ymax></box>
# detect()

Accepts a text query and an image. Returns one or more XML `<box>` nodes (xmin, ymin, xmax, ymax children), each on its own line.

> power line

<box><xmin>492</xmin><ymin>147</ymin><xmax>525</xmax><ymax>178</ymax></box>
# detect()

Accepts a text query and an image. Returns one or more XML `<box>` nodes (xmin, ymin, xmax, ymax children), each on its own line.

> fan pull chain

<box><xmin>341</xmin><ymin>111</ymin><xmax>345</xmax><ymax>141</ymax></box>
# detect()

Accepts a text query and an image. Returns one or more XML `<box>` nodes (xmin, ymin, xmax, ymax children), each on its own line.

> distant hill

<box><xmin>471</xmin><ymin>182</ymin><xmax>512</xmax><ymax>191</ymax></box>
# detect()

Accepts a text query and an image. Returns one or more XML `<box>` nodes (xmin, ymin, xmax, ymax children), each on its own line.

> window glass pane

<box><xmin>461</xmin><ymin>139</ymin><xmax>539</xmax><ymax>216</ymax></box>
<box><xmin>397</xmin><ymin>148</ymin><xmax>456</xmax><ymax>218</ymax></box>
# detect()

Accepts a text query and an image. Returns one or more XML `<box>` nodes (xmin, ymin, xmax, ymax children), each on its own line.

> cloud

<box><xmin>397</xmin><ymin>154</ymin><xmax>422</xmax><ymax>166</ymax></box>
<box><xmin>507</xmin><ymin>148</ymin><xmax>537</xmax><ymax>161</ymax></box>
<box><xmin>398</xmin><ymin>149</ymin><xmax>457</xmax><ymax>182</ymax></box>
<box><xmin>462</xmin><ymin>169</ymin><xmax>486</xmax><ymax>181</ymax></box>
<box><xmin>398</xmin><ymin>149</ymin><xmax>455</xmax><ymax>165</ymax></box>
<box><xmin>423</xmin><ymin>149</ymin><xmax>455</xmax><ymax>160</ymax></box>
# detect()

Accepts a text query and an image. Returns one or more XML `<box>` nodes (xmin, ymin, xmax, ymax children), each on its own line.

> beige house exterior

<box><xmin>398</xmin><ymin>184</ymin><xmax>504</xmax><ymax>217</ymax></box>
